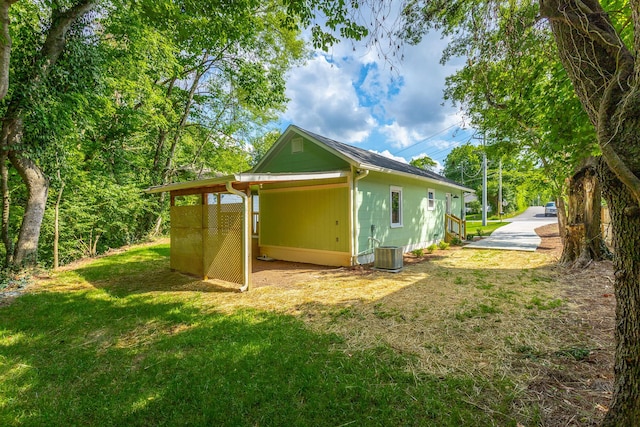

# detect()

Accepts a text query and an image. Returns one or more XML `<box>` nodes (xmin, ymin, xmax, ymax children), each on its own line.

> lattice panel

<box><xmin>203</xmin><ymin>200</ymin><xmax>244</xmax><ymax>284</ymax></box>
<box><xmin>170</xmin><ymin>206</ymin><xmax>204</xmax><ymax>277</ymax></box>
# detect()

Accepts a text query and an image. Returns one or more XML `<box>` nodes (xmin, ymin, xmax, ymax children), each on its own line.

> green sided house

<box><xmin>147</xmin><ymin>125</ymin><xmax>473</xmax><ymax>291</ymax></box>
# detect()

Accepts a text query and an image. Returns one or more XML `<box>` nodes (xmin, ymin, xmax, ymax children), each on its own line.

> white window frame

<box><xmin>390</xmin><ymin>186</ymin><xmax>403</xmax><ymax>228</ymax></box>
<box><xmin>427</xmin><ymin>188</ymin><xmax>435</xmax><ymax>211</ymax></box>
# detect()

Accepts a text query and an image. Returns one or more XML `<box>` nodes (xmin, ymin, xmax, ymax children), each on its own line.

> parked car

<box><xmin>544</xmin><ymin>201</ymin><xmax>557</xmax><ymax>217</ymax></box>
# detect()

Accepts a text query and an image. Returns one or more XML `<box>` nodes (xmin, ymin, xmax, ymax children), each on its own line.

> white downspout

<box><xmin>352</xmin><ymin>169</ymin><xmax>369</xmax><ymax>265</ymax></box>
<box><xmin>226</xmin><ymin>181</ymin><xmax>250</xmax><ymax>292</ymax></box>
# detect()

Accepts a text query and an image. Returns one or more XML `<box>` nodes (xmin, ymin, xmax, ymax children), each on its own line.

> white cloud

<box><xmin>381</xmin><ymin>38</ymin><xmax>463</xmax><ymax>133</ymax></box>
<box><xmin>369</xmin><ymin>149</ymin><xmax>408</xmax><ymax>164</ymax></box>
<box><xmin>283</xmin><ymin>55</ymin><xmax>376</xmax><ymax>143</ymax></box>
<box><xmin>280</xmin><ymin>18</ymin><xmax>469</xmax><ymax>159</ymax></box>
<box><xmin>429</xmin><ymin>138</ymin><xmax>460</xmax><ymax>151</ymax></box>
<box><xmin>379</xmin><ymin>121</ymin><xmax>427</xmax><ymax>148</ymax></box>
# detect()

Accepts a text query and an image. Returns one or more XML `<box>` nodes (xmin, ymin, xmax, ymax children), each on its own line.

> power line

<box><xmin>407</xmin><ymin>133</ymin><xmax>478</xmax><ymax>163</ymax></box>
<box><xmin>393</xmin><ymin>121</ymin><xmax>464</xmax><ymax>155</ymax></box>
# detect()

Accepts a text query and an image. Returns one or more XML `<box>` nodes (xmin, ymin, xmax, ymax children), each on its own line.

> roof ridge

<box><xmin>291</xmin><ymin>125</ymin><xmax>456</xmax><ymax>183</ymax></box>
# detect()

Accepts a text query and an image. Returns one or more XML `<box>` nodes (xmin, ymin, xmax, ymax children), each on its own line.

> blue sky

<box><xmin>277</xmin><ymin>30</ymin><xmax>477</xmax><ymax>171</ymax></box>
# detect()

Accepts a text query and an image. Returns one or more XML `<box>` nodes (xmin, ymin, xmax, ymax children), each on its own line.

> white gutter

<box><xmin>226</xmin><ymin>181</ymin><xmax>250</xmax><ymax>293</ymax></box>
<box><xmin>351</xmin><ymin>169</ymin><xmax>369</xmax><ymax>264</ymax></box>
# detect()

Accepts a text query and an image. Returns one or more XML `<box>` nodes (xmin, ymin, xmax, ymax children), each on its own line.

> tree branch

<box><xmin>37</xmin><ymin>0</ymin><xmax>97</xmax><ymax>80</ymax></box>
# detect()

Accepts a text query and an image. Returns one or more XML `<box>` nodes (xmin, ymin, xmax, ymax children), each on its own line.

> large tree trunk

<box><xmin>540</xmin><ymin>0</ymin><xmax>640</xmax><ymax>423</ymax></box>
<box><xmin>560</xmin><ymin>158</ymin><xmax>610</xmax><ymax>267</ymax></box>
<box><xmin>598</xmin><ymin>162</ymin><xmax>640</xmax><ymax>425</ymax></box>
<box><xmin>1</xmin><ymin>114</ymin><xmax>49</xmax><ymax>269</ymax></box>
<box><xmin>8</xmin><ymin>151</ymin><xmax>49</xmax><ymax>267</ymax></box>
<box><xmin>555</xmin><ymin>192</ymin><xmax>568</xmax><ymax>247</ymax></box>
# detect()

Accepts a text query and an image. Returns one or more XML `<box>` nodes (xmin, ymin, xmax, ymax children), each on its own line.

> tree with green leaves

<box><xmin>0</xmin><ymin>0</ymin><xmax>97</xmax><ymax>267</ymax></box>
<box><xmin>0</xmin><ymin>0</ymin><xmax>367</xmax><ymax>268</ymax></box>
<box><xmin>409</xmin><ymin>155</ymin><xmax>437</xmax><ymax>172</ymax></box>
<box><xmin>428</xmin><ymin>0</ymin><xmax>607</xmax><ymax>265</ymax></box>
<box><xmin>444</xmin><ymin>143</ymin><xmax>549</xmax><ymax>214</ymax></box>
<box><xmin>401</xmin><ymin>0</ymin><xmax>640</xmax><ymax>422</ymax></box>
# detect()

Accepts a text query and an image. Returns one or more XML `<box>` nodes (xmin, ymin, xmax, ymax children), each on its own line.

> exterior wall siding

<box><xmin>259</xmin><ymin>184</ymin><xmax>350</xmax><ymax>254</ymax></box>
<box><xmin>355</xmin><ymin>171</ymin><xmax>464</xmax><ymax>259</ymax></box>
<box><xmin>254</xmin><ymin>134</ymin><xmax>350</xmax><ymax>173</ymax></box>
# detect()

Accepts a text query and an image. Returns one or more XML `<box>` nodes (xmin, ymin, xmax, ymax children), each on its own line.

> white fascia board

<box><xmin>145</xmin><ymin>175</ymin><xmax>238</xmax><ymax>194</ymax></box>
<box><xmin>359</xmin><ymin>163</ymin><xmax>475</xmax><ymax>193</ymax></box>
<box><xmin>144</xmin><ymin>171</ymin><xmax>351</xmax><ymax>194</ymax></box>
<box><xmin>237</xmin><ymin>170</ymin><xmax>351</xmax><ymax>182</ymax></box>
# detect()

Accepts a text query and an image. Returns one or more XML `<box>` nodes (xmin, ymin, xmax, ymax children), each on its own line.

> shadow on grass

<box><xmin>0</xmin><ymin>290</ymin><xmax>515</xmax><ymax>426</ymax></box>
<box><xmin>64</xmin><ymin>244</ymin><xmax>239</xmax><ymax>296</ymax></box>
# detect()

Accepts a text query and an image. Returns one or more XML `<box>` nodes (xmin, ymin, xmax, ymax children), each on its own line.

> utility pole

<box><xmin>498</xmin><ymin>158</ymin><xmax>503</xmax><ymax>220</ymax></box>
<box><xmin>482</xmin><ymin>150</ymin><xmax>487</xmax><ymax>226</ymax></box>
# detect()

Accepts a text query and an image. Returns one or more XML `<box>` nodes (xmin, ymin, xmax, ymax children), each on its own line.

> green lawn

<box><xmin>0</xmin><ymin>242</ymin><xmax>600</xmax><ymax>426</ymax></box>
<box><xmin>466</xmin><ymin>220</ymin><xmax>510</xmax><ymax>237</ymax></box>
<box><xmin>465</xmin><ymin>209</ymin><xmax>524</xmax><ymax>222</ymax></box>
<box><xmin>0</xmin><ymin>244</ymin><xmax>517</xmax><ymax>426</ymax></box>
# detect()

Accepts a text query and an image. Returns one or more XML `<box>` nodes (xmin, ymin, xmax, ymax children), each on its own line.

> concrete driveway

<box><xmin>464</xmin><ymin>207</ymin><xmax>558</xmax><ymax>252</ymax></box>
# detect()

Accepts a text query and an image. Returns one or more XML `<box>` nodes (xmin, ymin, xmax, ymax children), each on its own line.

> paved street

<box><xmin>464</xmin><ymin>206</ymin><xmax>558</xmax><ymax>252</ymax></box>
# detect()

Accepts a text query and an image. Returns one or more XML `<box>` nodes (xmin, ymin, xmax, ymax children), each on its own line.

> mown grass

<box><xmin>466</xmin><ymin>220</ymin><xmax>509</xmax><ymax>237</ymax></box>
<box><xmin>0</xmin><ymin>244</ymin><xmax>520</xmax><ymax>426</ymax></box>
<box><xmin>465</xmin><ymin>210</ymin><xmax>525</xmax><ymax>222</ymax></box>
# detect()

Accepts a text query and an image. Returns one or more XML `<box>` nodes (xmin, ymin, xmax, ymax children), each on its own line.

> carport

<box><xmin>146</xmin><ymin>171</ymin><xmax>349</xmax><ymax>292</ymax></box>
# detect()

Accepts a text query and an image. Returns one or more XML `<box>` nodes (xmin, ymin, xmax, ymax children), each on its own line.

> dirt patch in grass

<box><xmin>251</xmin><ymin>246</ymin><xmax>462</xmax><ymax>288</ymax></box>
<box><xmin>511</xmin><ymin>258</ymin><xmax>615</xmax><ymax>426</ymax></box>
<box><xmin>535</xmin><ymin>223</ymin><xmax>563</xmax><ymax>259</ymax></box>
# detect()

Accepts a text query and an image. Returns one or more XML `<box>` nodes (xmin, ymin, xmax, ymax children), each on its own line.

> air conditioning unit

<box><xmin>374</xmin><ymin>246</ymin><xmax>403</xmax><ymax>271</ymax></box>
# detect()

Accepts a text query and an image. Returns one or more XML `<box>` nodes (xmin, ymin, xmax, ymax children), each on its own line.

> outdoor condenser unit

<box><xmin>374</xmin><ymin>246</ymin><xmax>403</xmax><ymax>271</ymax></box>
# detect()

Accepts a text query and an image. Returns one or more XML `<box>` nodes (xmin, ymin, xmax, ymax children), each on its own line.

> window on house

<box><xmin>390</xmin><ymin>186</ymin><xmax>403</xmax><ymax>227</ymax></box>
<box><xmin>427</xmin><ymin>188</ymin><xmax>435</xmax><ymax>211</ymax></box>
<box><xmin>252</xmin><ymin>194</ymin><xmax>259</xmax><ymax>236</ymax></box>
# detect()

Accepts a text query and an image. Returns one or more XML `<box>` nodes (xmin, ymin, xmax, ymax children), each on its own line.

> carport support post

<box><xmin>225</xmin><ymin>181</ymin><xmax>251</xmax><ymax>292</ymax></box>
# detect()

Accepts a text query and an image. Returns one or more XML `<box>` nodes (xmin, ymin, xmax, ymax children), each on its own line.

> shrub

<box><xmin>411</xmin><ymin>248</ymin><xmax>424</xmax><ymax>257</ymax></box>
<box><xmin>450</xmin><ymin>237</ymin><xmax>463</xmax><ymax>246</ymax></box>
<box><xmin>438</xmin><ymin>241</ymin><xmax>450</xmax><ymax>250</ymax></box>
<box><xmin>426</xmin><ymin>244</ymin><xmax>437</xmax><ymax>253</ymax></box>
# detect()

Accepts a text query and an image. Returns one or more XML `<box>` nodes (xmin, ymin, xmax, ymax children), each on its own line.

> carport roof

<box><xmin>145</xmin><ymin>170</ymin><xmax>350</xmax><ymax>194</ymax></box>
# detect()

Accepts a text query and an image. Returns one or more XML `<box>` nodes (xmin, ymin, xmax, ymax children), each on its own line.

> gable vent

<box><xmin>291</xmin><ymin>137</ymin><xmax>304</xmax><ymax>153</ymax></box>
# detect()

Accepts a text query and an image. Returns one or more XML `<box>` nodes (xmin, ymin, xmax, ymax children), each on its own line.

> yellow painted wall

<box><xmin>259</xmin><ymin>184</ymin><xmax>349</xmax><ymax>254</ymax></box>
<box><xmin>203</xmin><ymin>203</ymin><xmax>244</xmax><ymax>284</ymax></box>
<box><xmin>170</xmin><ymin>202</ymin><xmax>244</xmax><ymax>284</ymax></box>
<box><xmin>170</xmin><ymin>205</ymin><xmax>204</xmax><ymax>277</ymax></box>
